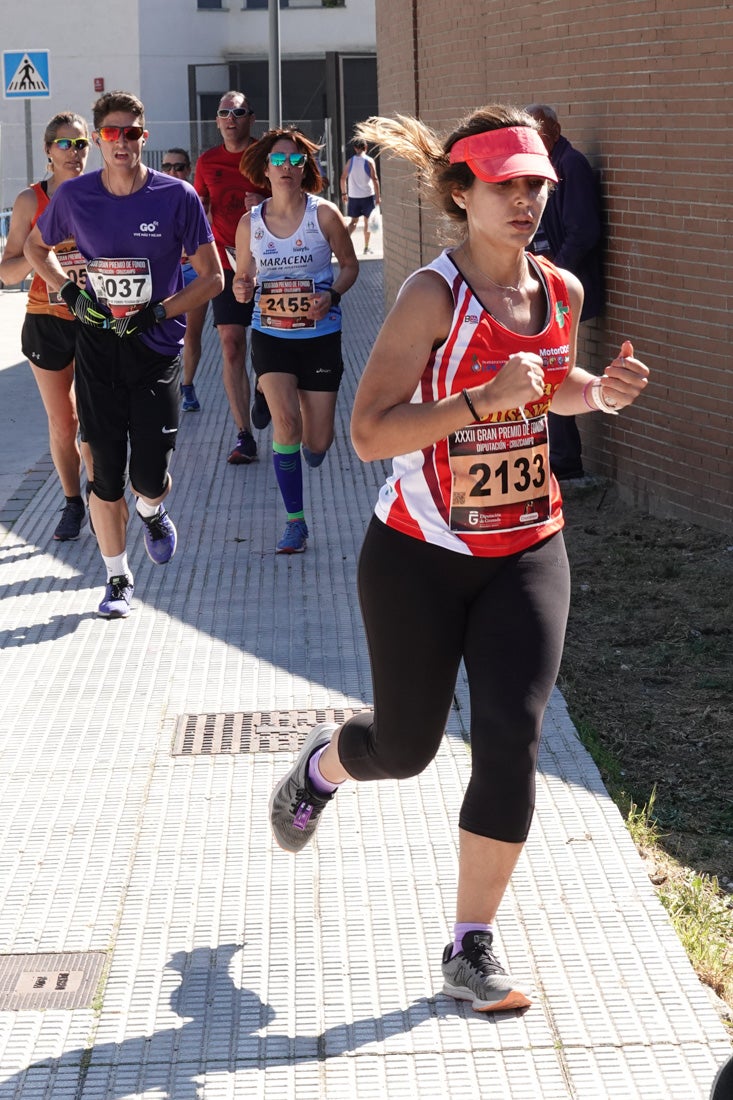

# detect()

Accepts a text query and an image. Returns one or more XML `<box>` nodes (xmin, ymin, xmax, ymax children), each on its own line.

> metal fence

<box><xmin>0</xmin><ymin>117</ymin><xmax>336</xmax><ymax>214</ymax></box>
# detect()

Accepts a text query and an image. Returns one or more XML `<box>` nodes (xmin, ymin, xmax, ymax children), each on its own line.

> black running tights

<box><xmin>337</xmin><ymin>517</ymin><xmax>571</xmax><ymax>843</ymax></box>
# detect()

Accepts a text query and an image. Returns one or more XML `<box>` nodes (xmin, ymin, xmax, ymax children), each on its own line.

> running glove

<box><xmin>111</xmin><ymin>302</ymin><xmax>163</xmax><ymax>338</ymax></box>
<box><xmin>59</xmin><ymin>280</ymin><xmax>111</xmax><ymax>328</ymax></box>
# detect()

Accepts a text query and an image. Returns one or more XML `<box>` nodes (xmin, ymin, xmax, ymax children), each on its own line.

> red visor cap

<box><xmin>449</xmin><ymin>126</ymin><xmax>558</xmax><ymax>184</ymax></box>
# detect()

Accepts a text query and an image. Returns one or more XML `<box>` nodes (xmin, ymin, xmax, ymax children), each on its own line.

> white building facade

<box><xmin>1</xmin><ymin>0</ymin><xmax>377</xmax><ymax>209</ymax></box>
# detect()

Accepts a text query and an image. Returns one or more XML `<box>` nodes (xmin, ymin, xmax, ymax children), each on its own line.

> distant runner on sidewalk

<box><xmin>161</xmin><ymin>147</ymin><xmax>208</xmax><ymax>414</ymax></box>
<box><xmin>340</xmin><ymin>138</ymin><xmax>380</xmax><ymax>255</ymax></box>
<box><xmin>25</xmin><ymin>90</ymin><xmax>223</xmax><ymax>619</ymax></box>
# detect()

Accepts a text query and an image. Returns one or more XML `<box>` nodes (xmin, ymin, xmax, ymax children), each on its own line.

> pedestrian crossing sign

<box><xmin>3</xmin><ymin>50</ymin><xmax>50</xmax><ymax>99</ymax></box>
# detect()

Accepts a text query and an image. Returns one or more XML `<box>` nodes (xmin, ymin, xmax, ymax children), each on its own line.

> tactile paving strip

<box><xmin>0</xmin><ymin>455</ymin><xmax>55</xmax><ymax>533</ymax></box>
<box><xmin>0</xmin><ymin>261</ymin><xmax>730</xmax><ymax>1099</ymax></box>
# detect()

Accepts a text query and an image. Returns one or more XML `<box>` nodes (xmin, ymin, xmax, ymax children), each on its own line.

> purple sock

<box><xmin>307</xmin><ymin>745</ymin><xmax>342</xmax><ymax>795</ymax></box>
<box><xmin>452</xmin><ymin>922</ymin><xmax>493</xmax><ymax>958</ymax></box>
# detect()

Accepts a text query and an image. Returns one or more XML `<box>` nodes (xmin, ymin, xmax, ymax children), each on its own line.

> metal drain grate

<box><xmin>0</xmin><ymin>951</ymin><xmax>107</xmax><ymax>1011</ymax></box>
<box><xmin>172</xmin><ymin>707</ymin><xmax>372</xmax><ymax>756</ymax></box>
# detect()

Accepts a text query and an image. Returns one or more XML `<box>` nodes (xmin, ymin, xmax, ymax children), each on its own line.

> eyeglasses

<box><xmin>50</xmin><ymin>137</ymin><xmax>90</xmax><ymax>151</ymax></box>
<box><xmin>216</xmin><ymin>107</ymin><xmax>251</xmax><ymax>119</ymax></box>
<box><xmin>161</xmin><ymin>162</ymin><xmax>189</xmax><ymax>172</ymax></box>
<box><xmin>97</xmin><ymin>126</ymin><xmax>146</xmax><ymax>142</ymax></box>
<box><xmin>268</xmin><ymin>152</ymin><xmax>307</xmax><ymax>168</ymax></box>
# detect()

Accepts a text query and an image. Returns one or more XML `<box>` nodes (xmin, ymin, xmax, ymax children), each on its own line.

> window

<box><xmin>243</xmin><ymin>1</ymin><xmax>345</xmax><ymax>8</ymax></box>
<box><xmin>198</xmin><ymin>0</ymin><xmax>224</xmax><ymax>9</ymax></box>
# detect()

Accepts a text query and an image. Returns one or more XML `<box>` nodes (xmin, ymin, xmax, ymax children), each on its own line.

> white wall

<box><xmin>0</xmin><ymin>2</ymin><xmax>142</xmax><ymax>206</ymax></box>
<box><xmin>1</xmin><ymin>0</ymin><xmax>375</xmax><ymax>209</ymax></box>
<box><xmin>138</xmin><ymin>0</ymin><xmax>376</xmax><ymax>134</ymax></box>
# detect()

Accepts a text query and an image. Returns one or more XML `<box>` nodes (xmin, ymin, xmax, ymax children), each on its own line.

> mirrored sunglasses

<box><xmin>50</xmin><ymin>137</ymin><xmax>90</xmax><ymax>151</ymax></box>
<box><xmin>268</xmin><ymin>152</ymin><xmax>307</xmax><ymax>168</ymax></box>
<box><xmin>216</xmin><ymin>107</ymin><xmax>251</xmax><ymax>119</ymax></box>
<box><xmin>161</xmin><ymin>162</ymin><xmax>188</xmax><ymax>172</ymax></box>
<box><xmin>97</xmin><ymin>126</ymin><xmax>146</xmax><ymax>142</ymax></box>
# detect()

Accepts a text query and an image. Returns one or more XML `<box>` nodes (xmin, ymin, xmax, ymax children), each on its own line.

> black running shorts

<box><xmin>251</xmin><ymin>329</ymin><xmax>343</xmax><ymax>393</ymax></box>
<box><xmin>346</xmin><ymin>196</ymin><xmax>376</xmax><ymax>220</ymax></box>
<box><xmin>212</xmin><ymin>268</ymin><xmax>254</xmax><ymax>328</ymax></box>
<box><xmin>21</xmin><ymin>313</ymin><xmax>78</xmax><ymax>372</ymax></box>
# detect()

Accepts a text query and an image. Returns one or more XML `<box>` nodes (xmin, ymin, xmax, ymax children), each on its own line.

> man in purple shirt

<box><xmin>26</xmin><ymin>91</ymin><xmax>224</xmax><ymax>618</ymax></box>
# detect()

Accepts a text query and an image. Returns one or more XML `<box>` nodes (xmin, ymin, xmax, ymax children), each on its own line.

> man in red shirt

<box><xmin>194</xmin><ymin>91</ymin><xmax>268</xmax><ymax>463</ymax></box>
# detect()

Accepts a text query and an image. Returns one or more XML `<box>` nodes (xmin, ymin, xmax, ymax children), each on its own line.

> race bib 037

<box><xmin>86</xmin><ymin>258</ymin><xmax>153</xmax><ymax>318</ymax></box>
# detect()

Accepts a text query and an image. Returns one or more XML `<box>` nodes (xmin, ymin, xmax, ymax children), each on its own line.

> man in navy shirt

<box><xmin>526</xmin><ymin>104</ymin><xmax>604</xmax><ymax>480</ymax></box>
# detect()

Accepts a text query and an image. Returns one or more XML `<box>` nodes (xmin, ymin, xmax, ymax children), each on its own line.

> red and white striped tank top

<box><xmin>374</xmin><ymin>249</ymin><xmax>573</xmax><ymax>557</ymax></box>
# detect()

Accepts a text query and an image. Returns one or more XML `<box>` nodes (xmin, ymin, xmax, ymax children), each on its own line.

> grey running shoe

<box><xmin>53</xmin><ymin>499</ymin><xmax>85</xmax><ymax>541</ymax></box>
<box><xmin>441</xmin><ymin>931</ymin><xmax>531</xmax><ymax>1012</ymax></box>
<box><xmin>140</xmin><ymin>507</ymin><xmax>177</xmax><ymax>564</ymax></box>
<box><xmin>269</xmin><ymin>722</ymin><xmax>339</xmax><ymax>852</ymax></box>
<box><xmin>98</xmin><ymin>575</ymin><xmax>134</xmax><ymax>619</ymax></box>
<box><xmin>276</xmin><ymin>518</ymin><xmax>308</xmax><ymax>554</ymax></box>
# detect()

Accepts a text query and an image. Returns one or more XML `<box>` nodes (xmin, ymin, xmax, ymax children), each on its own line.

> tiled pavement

<box><xmin>0</xmin><ymin>255</ymin><xmax>730</xmax><ymax>1100</ymax></box>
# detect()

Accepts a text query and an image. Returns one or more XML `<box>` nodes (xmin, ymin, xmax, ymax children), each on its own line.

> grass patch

<box><xmin>626</xmin><ymin>788</ymin><xmax>733</xmax><ymax>1024</ymax></box>
<box><xmin>573</xmin><ymin>717</ymin><xmax>623</xmax><ymax>788</ymax></box>
<box><xmin>660</xmin><ymin>872</ymin><xmax>733</xmax><ymax>1006</ymax></box>
<box><xmin>559</xmin><ymin>482</ymin><xmax>733</xmax><ymax>1027</ymax></box>
<box><xmin>627</xmin><ymin>786</ymin><xmax>662</xmax><ymax>852</ymax></box>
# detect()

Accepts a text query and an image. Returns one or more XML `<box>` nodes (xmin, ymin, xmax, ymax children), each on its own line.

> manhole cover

<box><xmin>0</xmin><ymin>952</ymin><xmax>107</xmax><ymax>1011</ymax></box>
<box><xmin>172</xmin><ymin>707</ymin><xmax>372</xmax><ymax>755</ymax></box>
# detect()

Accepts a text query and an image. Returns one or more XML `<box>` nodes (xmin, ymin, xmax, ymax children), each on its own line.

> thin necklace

<box><xmin>460</xmin><ymin>246</ymin><xmax>528</xmax><ymax>294</ymax></box>
<box><xmin>105</xmin><ymin>162</ymin><xmax>141</xmax><ymax>196</ymax></box>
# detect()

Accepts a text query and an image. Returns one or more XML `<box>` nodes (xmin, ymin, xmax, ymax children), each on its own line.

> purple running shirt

<box><xmin>37</xmin><ymin>169</ymin><xmax>214</xmax><ymax>354</ymax></box>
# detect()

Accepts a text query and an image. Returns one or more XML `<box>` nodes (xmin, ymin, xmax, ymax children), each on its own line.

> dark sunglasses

<box><xmin>268</xmin><ymin>152</ymin><xmax>307</xmax><ymax>168</ymax></box>
<box><xmin>216</xmin><ymin>107</ymin><xmax>251</xmax><ymax>119</ymax></box>
<box><xmin>161</xmin><ymin>162</ymin><xmax>188</xmax><ymax>172</ymax></box>
<box><xmin>50</xmin><ymin>137</ymin><xmax>90</xmax><ymax>151</ymax></box>
<box><xmin>97</xmin><ymin>126</ymin><xmax>146</xmax><ymax>142</ymax></box>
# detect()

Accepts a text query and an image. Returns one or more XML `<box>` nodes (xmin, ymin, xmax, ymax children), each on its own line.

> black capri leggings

<box><xmin>337</xmin><ymin>517</ymin><xmax>571</xmax><ymax>843</ymax></box>
<box><xmin>74</xmin><ymin>327</ymin><xmax>180</xmax><ymax>501</ymax></box>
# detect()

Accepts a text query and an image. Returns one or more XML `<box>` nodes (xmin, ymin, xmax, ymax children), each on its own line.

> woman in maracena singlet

<box><xmin>0</xmin><ymin>112</ymin><xmax>93</xmax><ymax>541</ymax></box>
<box><xmin>267</xmin><ymin>106</ymin><xmax>650</xmax><ymax>1013</ymax></box>
<box><xmin>233</xmin><ymin>128</ymin><xmax>358</xmax><ymax>554</ymax></box>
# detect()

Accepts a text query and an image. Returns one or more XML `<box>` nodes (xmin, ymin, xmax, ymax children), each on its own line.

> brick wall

<box><xmin>374</xmin><ymin>0</ymin><xmax>733</xmax><ymax>531</ymax></box>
